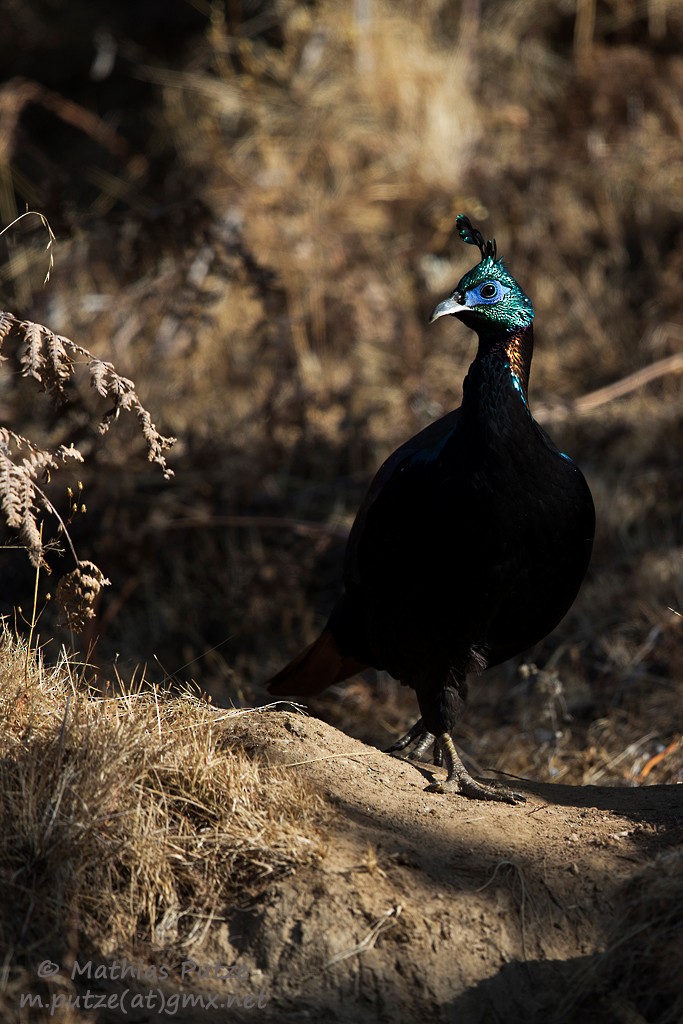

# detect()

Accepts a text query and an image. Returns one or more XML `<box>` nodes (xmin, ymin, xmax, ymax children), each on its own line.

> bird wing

<box><xmin>343</xmin><ymin>408</ymin><xmax>462</xmax><ymax>588</ymax></box>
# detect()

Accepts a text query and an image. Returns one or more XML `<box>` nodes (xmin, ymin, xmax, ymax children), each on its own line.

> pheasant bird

<box><xmin>267</xmin><ymin>215</ymin><xmax>595</xmax><ymax>804</ymax></box>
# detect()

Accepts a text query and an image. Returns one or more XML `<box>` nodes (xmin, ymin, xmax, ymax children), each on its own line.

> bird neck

<box><xmin>464</xmin><ymin>324</ymin><xmax>534</xmax><ymax>409</ymax></box>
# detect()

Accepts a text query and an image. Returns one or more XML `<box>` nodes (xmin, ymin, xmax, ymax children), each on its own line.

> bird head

<box><xmin>430</xmin><ymin>215</ymin><xmax>534</xmax><ymax>335</ymax></box>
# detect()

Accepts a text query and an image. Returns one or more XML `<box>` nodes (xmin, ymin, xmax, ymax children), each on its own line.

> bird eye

<box><xmin>480</xmin><ymin>283</ymin><xmax>497</xmax><ymax>299</ymax></box>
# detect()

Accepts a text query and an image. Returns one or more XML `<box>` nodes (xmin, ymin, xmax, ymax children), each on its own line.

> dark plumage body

<box><xmin>267</xmin><ymin>216</ymin><xmax>595</xmax><ymax>802</ymax></box>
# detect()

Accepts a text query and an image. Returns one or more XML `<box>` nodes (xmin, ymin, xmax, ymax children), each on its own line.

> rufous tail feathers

<box><xmin>266</xmin><ymin>628</ymin><xmax>366</xmax><ymax>697</ymax></box>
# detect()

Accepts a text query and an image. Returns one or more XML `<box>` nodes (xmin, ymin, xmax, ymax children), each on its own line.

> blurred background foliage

<box><xmin>0</xmin><ymin>0</ymin><xmax>682</xmax><ymax>786</ymax></box>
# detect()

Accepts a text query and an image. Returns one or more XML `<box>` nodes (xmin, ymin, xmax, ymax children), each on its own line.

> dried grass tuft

<box><xmin>0</xmin><ymin>628</ymin><xmax>327</xmax><ymax>1019</ymax></box>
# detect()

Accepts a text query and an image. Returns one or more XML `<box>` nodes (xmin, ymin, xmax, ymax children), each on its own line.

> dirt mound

<box><xmin>189</xmin><ymin>709</ymin><xmax>682</xmax><ymax>1024</ymax></box>
<box><xmin>7</xmin><ymin>699</ymin><xmax>683</xmax><ymax>1023</ymax></box>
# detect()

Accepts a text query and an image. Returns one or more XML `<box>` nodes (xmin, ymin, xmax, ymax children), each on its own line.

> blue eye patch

<box><xmin>466</xmin><ymin>280</ymin><xmax>511</xmax><ymax>306</ymax></box>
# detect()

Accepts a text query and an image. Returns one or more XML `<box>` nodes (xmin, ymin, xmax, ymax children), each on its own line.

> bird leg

<box><xmin>427</xmin><ymin>733</ymin><xmax>526</xmax><ymax>804</ymax></box>
<box><xmin>386</xmin><ymin>720</ymin><xmax>524</xmax><ymax>803</ymax></box>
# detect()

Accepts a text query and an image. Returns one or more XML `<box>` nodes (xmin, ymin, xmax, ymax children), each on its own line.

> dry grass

<box><xmin>0</xmin><ymin>628</ymin><xmax>326</xmax><ymax>1022</ymax></box>
<box><xmin>563</xmin><ymin>848</ymin><xmax>683</xmax><ymax>1023</ymax></box>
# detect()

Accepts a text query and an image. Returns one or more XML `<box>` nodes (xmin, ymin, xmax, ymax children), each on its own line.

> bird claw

<box><xmin>426</xmin><ymin>777</ymin><xmax>526</xmax><ymax>805</ymax></box>
<box><xmin>387</xmin><ymin>724</ymin><xmax>525</xmax><ymax>804</ymax></box>
<box><xmin>430</xmin><ymin>733</ymin><xmax>526</xmax><ymax>804</ymax></box>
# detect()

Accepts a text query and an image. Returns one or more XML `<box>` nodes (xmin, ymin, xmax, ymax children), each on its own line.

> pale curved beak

<box><xmin>428</xmin><ymin>291</ymin><xmax>467</xmax><ymax>323</ymax></box>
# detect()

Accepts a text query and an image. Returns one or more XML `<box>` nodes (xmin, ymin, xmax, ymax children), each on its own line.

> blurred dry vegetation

<box><xmin>0</xmin><ymin>0</ymin><xmax>682</xmax><ymax>791</ymax></box>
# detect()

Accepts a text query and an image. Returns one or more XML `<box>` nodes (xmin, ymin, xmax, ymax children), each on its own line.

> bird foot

<box><xmin>426</xmin><ymin>776</ymin><xmax>524</xmax><ymax>804</ymax></box>
<box><xmin>430</xmin><ymin>734</ymin><xmax>526</xmax><ymax>805</ymax></box>
<box><xmin>386</xmin><ymin>722</ymin><xmax>525</xmax><ymax>804</ymax></box>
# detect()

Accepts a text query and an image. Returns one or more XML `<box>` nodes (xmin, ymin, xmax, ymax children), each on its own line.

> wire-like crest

<box><xmin>456</xmin><ymin>214</ymin><xmax>497</xmax><ymax>261</ymax></box>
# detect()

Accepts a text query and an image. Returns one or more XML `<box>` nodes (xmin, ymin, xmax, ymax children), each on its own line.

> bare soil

<box><xmin>90</xmin><ymin>709</ymin><xmax>681</xmax><ymax>1024</ymax></box>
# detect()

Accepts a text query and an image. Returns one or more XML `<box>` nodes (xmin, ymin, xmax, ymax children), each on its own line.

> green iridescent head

<box><xmin>430</xmin><ymin>215</ymin><xmax>534</xmax><ymax>335</ymax></box>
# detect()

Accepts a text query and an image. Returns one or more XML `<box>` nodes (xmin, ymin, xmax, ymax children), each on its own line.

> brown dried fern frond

<box><xmin>0</xmin><ymin>427</ymin><xmax>83</xmax><ymax>567</ymax></box>
<box><xmin>0</xmin><ymin>312</ymin><xmax>174</xmax><ymax>625</ymax></box>
<box><xmin>0</xmin><ymin>310</ymin><xmax>14</xmax><ymax>347</ymax></box>
<box><xmin>2</xmin><ymin>311</ymin><xmax>176</xmax><ymax>478</ymax></box>
<box><xmin>18</xmin><ymin>318</ymin><xmax>73</xmax><ymax>395</ymax></box>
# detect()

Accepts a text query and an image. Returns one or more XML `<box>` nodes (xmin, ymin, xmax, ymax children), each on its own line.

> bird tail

<box><xmin>266</xmin><ymin>628</ymin><xmax>366</xmax><ymax>697</ymax></box>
